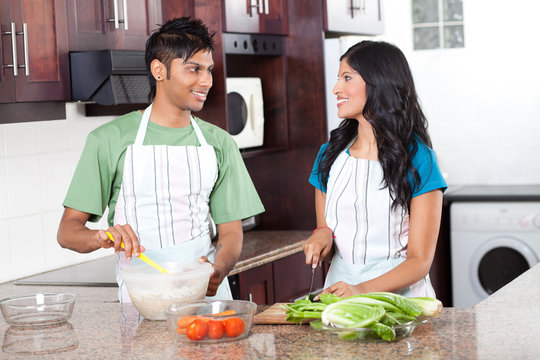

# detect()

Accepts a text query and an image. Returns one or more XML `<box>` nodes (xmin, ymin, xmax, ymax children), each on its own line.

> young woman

<box><xmin>304</xmin><ymin>41</ymin><xmax>447</xmax><ymax>298</ymax></box>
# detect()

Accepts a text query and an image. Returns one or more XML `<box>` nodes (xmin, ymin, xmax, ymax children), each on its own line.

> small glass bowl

<box><xmin>315</xmin><ymin>317</ymin><xmax>428</xmax><ymax>342</ymax></box>
<box><xmin>0</xmin><ymin>293</ymin><xmax>76</xmax><ymax>327</ymax></box>
<box><xmin>165</xmin><ymin>300</ymin><xmax>256</xmax><ymax>343</ymax></box>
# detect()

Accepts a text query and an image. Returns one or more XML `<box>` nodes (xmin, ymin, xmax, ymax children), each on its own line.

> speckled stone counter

<box><xmin>2</xmin><ymin>265</ymin><xmax>539</xmax><ymax>359</ymax></box>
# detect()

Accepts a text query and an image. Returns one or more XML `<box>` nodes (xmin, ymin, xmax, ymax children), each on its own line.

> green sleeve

<box><xmin>209</xmin><ymin>133</ymin><xmax>265</xmax><ymax>224</ymax></box>
<box><xmin>62</xmin><ymin>131</ymin><xmax>114</xmax><ymax>223</ymax></box>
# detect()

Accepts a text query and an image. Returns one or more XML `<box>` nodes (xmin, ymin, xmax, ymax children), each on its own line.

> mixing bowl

<box><xmin>165</xmin><ymin>300</ymin><xmax>257</xmax><ymax>343</ymax></box>
<box><xmin>120</xmin><ymin>261</ymin><xmax>213</xmax><ymax>320</ymax></box>
<box><xmin>0</xmin><ymin>293</ymin><xmax>75</xmax><ymax>327</ymax></box>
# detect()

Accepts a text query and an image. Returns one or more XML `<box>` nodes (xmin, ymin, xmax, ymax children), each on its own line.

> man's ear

<box><xmin>150</xmin><ymin>59</ymin><xmax>166</xmax><ymax>81</ymax></box>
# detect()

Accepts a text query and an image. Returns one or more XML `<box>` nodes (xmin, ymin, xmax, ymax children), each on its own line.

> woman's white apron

<box><xmin>113</xmin><ymin>104</ymin><xmax>232</xmax><ymax>302</ymax></box>
<box><xmin>323</xmin><ymin>149</ymin><xmax>434</xmax><ymax>297</ymax></box>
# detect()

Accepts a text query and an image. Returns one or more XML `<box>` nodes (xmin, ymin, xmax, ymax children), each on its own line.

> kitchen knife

<box><xmin>308</xmin><ymin>266</ymin><xmax>315</xmax><ymax>296</ymax></box>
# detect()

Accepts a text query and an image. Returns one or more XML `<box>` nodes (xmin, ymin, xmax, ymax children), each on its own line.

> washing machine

<box><xmin>451</xmin><ymin>202</ymin><xmax>540</xmax><ymax>307</ymax></box>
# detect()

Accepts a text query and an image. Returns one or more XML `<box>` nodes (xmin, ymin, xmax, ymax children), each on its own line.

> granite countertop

<box><xmin>2</xmin><ymin>264</ymin><xmax>540</xmax><ymax>359</ymax></box>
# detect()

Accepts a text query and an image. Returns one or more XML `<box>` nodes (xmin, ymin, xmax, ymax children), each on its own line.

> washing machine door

<box><xmin>470</xmin><ymin>236</ymin><xmax>539</xmax><ymax>299</ymax></box>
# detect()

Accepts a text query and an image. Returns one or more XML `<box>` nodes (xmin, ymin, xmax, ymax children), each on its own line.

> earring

<box><xmin>156</xmin><ymin>76</ymin><xmax>161</xmax><ymax>80</ymax></box>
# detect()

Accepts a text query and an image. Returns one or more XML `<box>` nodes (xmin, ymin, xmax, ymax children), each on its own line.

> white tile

<box><xmin>9</xmin><ymin>215</ymin><xmax>46</xmax><ymax>279</ymax></box>
<box><xmin>42</xmin><ymin>210</ymin><xmax>79</xmax><ymax>271</ymax></box>
<box><xmin>4</xmin><ymin>122</ymin><xmax>40</xmax><ymax>156</ymax></box>
<box><xmin>0</xmin><ymin>125</ymin><xmax>5</xmax><ymax>158</ymax></box>
<box><xmin>0</xmin><ymin>158</ymin><xmax>7</xmax><ymax>220</ymax></box>
<box><xmin>40</xmin><ymin>152</ymin><xmax>72</xmax><ymax>212</ymax></box>
<box><xmin>6</xmin><ymin>156</ymin><xmax>42</xmax><ymax>217</ymax></box>
<box><xmin>0</xmin><ymin>219</ymin><xmax>11</xmax><ymax>283</ymax></box>
<box><xmin>38</xmin><ymin>119</ymin><xmax>70</xmax><ymax>153</ymax></box>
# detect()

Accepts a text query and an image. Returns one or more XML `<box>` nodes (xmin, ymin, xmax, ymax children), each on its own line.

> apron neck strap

<box><xmin>134</xmin><ymin>104</ymin><xmax>209</xmax><ymax>147</ymax></box>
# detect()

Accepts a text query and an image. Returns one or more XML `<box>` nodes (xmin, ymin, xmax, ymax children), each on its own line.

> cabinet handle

<box><xmin>2</xmin><ymin>22</ymin><xmax>18</xmax><ymax>76</ymax></box>
<box><xmin>17</xmin><ymin>23</ymin><xmax>29</xmax><ymax>76</ymax></box>
<box><xmin>259</xmin><ymin>0</ymin><xmax>264</xmax><ymax>14</ymax></box>
<box><xmin>122</xmin><ymin>0</ymin><xmax>128</xmax><ymax>30</ymax></box>
<box><xmin>106</xmin><ymin>0</ymin><xmax>120</xmax><ymax>28</ymax></box>
<box><xmin>350</xmin><ymin>0</ymin><xmax>361</xmax><ymax>18</ymax></box>
<box><xmin>248</xmin><ymin>293</ymin><xmax>253</xmax><ymax>302</ymax></box>
<box><xmin>248</xmin><ymin>0</ymin><xmax>258</xmax><ymax>17</ymax></box>
<box><xmin>264</xmin><ymin>0</ymin><xmax>269</xmax><ymax>15</ymax></box>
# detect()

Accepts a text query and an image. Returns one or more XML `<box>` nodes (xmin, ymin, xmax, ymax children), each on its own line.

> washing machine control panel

<box><xmin>451</xmin><ymin>202</ymin><xmax>540</xmax><ymax>232</ymax></box>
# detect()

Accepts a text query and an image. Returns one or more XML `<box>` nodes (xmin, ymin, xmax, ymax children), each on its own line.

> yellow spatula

<box><xmin>106</xmin><ymin>231</ymin><xmax>168</xmax><ymax>274</ymax></box>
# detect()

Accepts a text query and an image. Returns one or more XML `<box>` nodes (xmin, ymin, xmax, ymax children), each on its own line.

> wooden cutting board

<box><xmin>253</xmin><ymin>303</ymin><xmax>309</xmax><ymax>325</ymax></box>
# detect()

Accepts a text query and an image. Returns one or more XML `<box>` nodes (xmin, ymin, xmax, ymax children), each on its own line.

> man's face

<box><xmin>161</xmin><ymin>50</ymin><xmax>214</xmax><ymax>112</ymax></box>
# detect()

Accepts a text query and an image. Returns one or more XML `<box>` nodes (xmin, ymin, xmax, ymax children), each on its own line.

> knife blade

<box><xmin>308</xmin><ymin>266</ymin><xmax>315</xmax><ymax>296</ymax></box>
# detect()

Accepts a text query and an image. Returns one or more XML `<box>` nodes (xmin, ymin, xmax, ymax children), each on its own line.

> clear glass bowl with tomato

<box><xmin>165</xmin><ymin>300</ymin><xmax>256</xmax><ymax>343</ymax></box>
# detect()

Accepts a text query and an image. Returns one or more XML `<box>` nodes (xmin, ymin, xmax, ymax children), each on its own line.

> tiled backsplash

<box><xmin>0</xmin><ymin>103</ymin><xmax>114</xmax><ymax>283</ymax></box>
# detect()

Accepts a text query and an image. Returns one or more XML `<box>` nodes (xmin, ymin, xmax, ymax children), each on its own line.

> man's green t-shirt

<box><xmin>63</xmin><ymin>111</ymin><xmax>265</xmax><ymax>226</ymax></box>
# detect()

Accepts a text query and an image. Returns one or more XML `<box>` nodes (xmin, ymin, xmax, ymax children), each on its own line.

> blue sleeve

<box><xmin>410</xmin><ymin>142</ymin><xmax>447</xmax><ymax>197</ymax></box>
<box><xmin>308</xmin><ymin>143</ymin><xmax>329</xmax><ymax>193</ymax></box>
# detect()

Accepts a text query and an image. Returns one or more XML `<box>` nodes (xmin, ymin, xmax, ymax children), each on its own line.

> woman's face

<box><xmin>332</xmin><ymin>59</ymin><xmax>368</xmax><ymax>120</ymax></box>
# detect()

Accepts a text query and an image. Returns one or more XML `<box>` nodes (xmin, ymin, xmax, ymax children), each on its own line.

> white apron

<box><xmin>113</xmin><ymin>104</ymin><xmax>232</xmax><ymax>302</ymax></box>
<box><xmin>323</xmin><ymin>148</ymin><xmax>435</xmax><ymax>297</ymax></box>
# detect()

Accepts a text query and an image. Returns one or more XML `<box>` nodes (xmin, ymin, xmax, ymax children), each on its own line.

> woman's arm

<box><xmin>303</xmin><ymin>188</ymin><xmax>334</xmax><ymax>267</ymax></box>
<box><xmin>320</xmin><ymin>188</ymin><xmax>443</xmax><ymax>297</ymax></box>
<box><xmin>201</xmin><ymin>220</ymin><xmax>243</xmax><ymax>296</ymax></box>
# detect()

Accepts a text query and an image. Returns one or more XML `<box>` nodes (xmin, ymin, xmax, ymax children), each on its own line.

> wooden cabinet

<box><xmin>273</xmin><ymin>252</ymin><xmax>325</xmax><ymax>302</ymax></box>
<box><xmin>66</xmin><ymin>0</ymin><xmax>163</xmax><ymax>51</ymax></box>
<box><xmin>323</xmin><ymin>0</ymin><xmax>384</xmax><ymax>35</ymax></box>
<box><xmin>223</xmin><ymin>0</ymin><xmax>288</xmax><ymax>35</ymax></box>
<box><xmin>0</xmin><ymin>0</ymin><xmax>69</xmax><ymax>103</ymax></box>
<box><xmin>230</xmin><ymin>252</ymin><xmax>326</xmax><ymax>305</ymax></box>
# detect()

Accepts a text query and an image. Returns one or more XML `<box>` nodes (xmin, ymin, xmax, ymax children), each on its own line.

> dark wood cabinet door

<box><xmin>115</xmin><ymin>0</ymin><xmax>162</xmax><ymax>50</ymax></box>
<box><xmin>237</xmin><ymin>263</ymin><xmax>274</xmax><ymax>305</ymax></box>
<box><xmin>0</xmin><ymin>0</ymin><xmax>16</xmax><ymax>102</ymax></box>
<box><xmin>223</xmin><ymin>0</ymin><xmax>287</xmax><ymax>35</ymax></box>
<box><xmin>1</xmin><ymin>0</ymin><xmax>69</xmax><ymax>103</ymax></box>
<box><xmin>66</xmin><ymin>0</ymin><xmax>162</xmax><ymax>51</ymax></box>
<box><xmin>272</xmin><ymin>252</ymin><xmax>324</xmax><ymax>303</ymax></box>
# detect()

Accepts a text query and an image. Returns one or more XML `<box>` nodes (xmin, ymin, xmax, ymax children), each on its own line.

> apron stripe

<box><xmin>166</xmin><ymin>146</ymin><xmax>176</xmax><ymax>245</ymax></box>
<box><xmin>352</xmin><ymin>160</ymin><xmax>359</xmax><ymax>265</ymax></box>
<box><xmin>130</xmin><ymin>147</ymin><xmax>141</xmax><ymax>241</ymax></box>
<box><xmin>325</xmin><ymin>156</ymin><xmax>348</xmax><ymax>220</ymax></box>
<box><xmin>186</xmin><ymin>146</ymin><xmax>194</xmax><ymax>237</ymax></box>
<box><xmin>363</xmin><ymin>160</ymin><xmax>370</xmax><ymax>265</ymax></box>
<box><xmin>153</xmin><ymin>146</ymin><xmax>163</xmax><ymax>248</ymax></box>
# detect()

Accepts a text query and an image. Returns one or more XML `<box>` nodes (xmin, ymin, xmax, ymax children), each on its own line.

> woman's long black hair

<box><xmin>318</xmin><ymin>41</ymin><xmax>432</xmax><ymax>211</ymax></box>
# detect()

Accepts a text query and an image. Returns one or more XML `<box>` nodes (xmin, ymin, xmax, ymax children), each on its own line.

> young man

<box><xmin>57</xmin><ymin>18</ymin><xmax>264</xmax><ymax>301</ymax></box>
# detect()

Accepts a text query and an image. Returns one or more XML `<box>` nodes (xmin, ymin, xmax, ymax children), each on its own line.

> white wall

<box><xmin>0</xmin><ymin>103</ymin><xmax>113</xmax><ymax>283</ymax></box>
<box><xmin>326</xmin><ymin>0</ymin><xmax>540</xmax><ymax>185</ymax></box>
<box><xmin>380</xmin><ymin>0</ymin><xmax>540</xmax><ymax>185</ymax></box>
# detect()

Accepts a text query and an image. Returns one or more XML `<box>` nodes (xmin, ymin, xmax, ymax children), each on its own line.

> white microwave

<box><xmin>226</xmin><ymin>77</ymin><xmax>264</xmax><ymax>149</ymax></box>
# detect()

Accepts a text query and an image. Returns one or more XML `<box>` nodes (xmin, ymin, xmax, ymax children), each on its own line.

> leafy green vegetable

<box><xmin>359</xmin><ymin>292</ymin><xmax>422</xmax><ymax>316</ymax></box>
<box><xmin>282</xmin><ymin>292</ymin><xmax>442</xmax><ymax>341</ymax></box>
<box><xmin>409</xmin><ymin>297</ymin><xmax>443</xmax><ymax>317</ymax></box>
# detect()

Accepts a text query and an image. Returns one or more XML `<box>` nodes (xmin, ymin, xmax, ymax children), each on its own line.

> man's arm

<box><xmin>57</xmin><ymin>207</ymin><xmax>143</xmax><ymax>260</ymax></box>
<box><xmin>202</xmin><ymin>220</ymin><xmax>243</xmax><ymax>296</ymax></box>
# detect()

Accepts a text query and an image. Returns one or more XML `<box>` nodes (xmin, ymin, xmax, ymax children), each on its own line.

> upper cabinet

<box><xmin>0</xmin><ymin>0</ymin><xmax>70</xmax><ymax>103</ymax></box>
<box><xmin>324</xmin><ymin>0</ymin><xmax>384</xmax><ymax>35</ymax></box>
<box><xmin>223</xmin><ymin>0</ymin><xmax>288</xmax><ymax>35</ymax></box>
<box><xmin>66</xmin><ymin>0</ymin><xmax>163</xmax><ymax>51</ymax></box>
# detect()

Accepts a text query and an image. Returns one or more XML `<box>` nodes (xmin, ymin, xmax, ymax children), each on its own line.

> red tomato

<box><xmin>207</xmin><ymin>320</ymin><xmax>225</xmax><ymax>339</ymax></box>
<box><xmin>224</xmin><ymin>317</ymin><xmax>245</xmax><ymax>338</ymax></box>
<box><xmin>186</xmin><ymin>319</ymin><xmax>208</xmax><ymax>341</ymax></box>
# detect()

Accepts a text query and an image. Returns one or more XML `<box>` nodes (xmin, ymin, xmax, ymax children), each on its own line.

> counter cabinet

<box><xmin>229</xmin><ymin>252</ymin><xmax>326</xmax><ymax>304</ymax></box>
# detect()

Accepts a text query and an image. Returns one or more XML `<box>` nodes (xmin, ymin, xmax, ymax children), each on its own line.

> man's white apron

<box><xmin>113</xmin><ymin>104</ymin><xmax>232</xmax><ymax>302</ymax></box>
<box><xmin>323</xmin><ymin>148</ymin><xmax>435</xmax><ymax>297</ymax></box>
